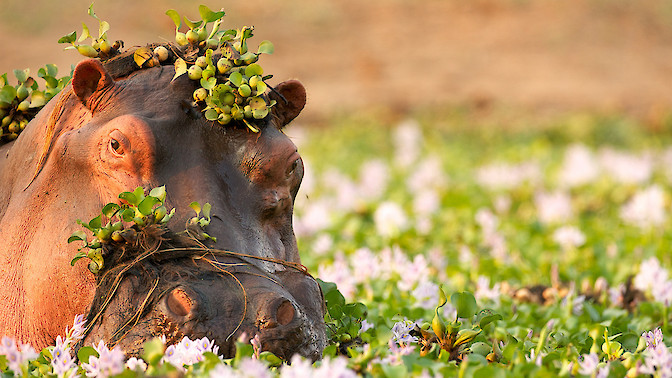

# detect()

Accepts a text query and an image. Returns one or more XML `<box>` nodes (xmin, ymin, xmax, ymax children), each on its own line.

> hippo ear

<box><xmin>71</xmin><ymin>59</ymin><xmax>115</xmax><ymax>109</ymax></box>
<box><xmin>269</xmin><ymin>80</ymin><xmax>306</xmax><ymax>128</ymax></box>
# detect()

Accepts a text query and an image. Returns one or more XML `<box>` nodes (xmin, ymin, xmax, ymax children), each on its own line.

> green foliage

<box><xmin>0</xmin><ymin>65</ymin><xmax>71</xmax><ymax>143</ymax></box>
<box><xmin>166</xmin><ymin>6</ymin><xmax>276</xmax><ymax>132</ymax></box>
<box><xmin>58</xmin><ymin>3</ymin><xmax>122</xmax><ymax>60</ymax></box>
<box><xmin>68</xmin><ymin>185</ymin><xmax>175</xmax><ymax>273</ymax></box>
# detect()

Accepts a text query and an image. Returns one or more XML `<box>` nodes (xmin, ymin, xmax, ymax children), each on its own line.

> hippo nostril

<box><xmin>166</xmin><ymin>288</ymin><xmax>193</xmax><ymax>317</ymax></box>
<box><xmin>276</xmin><ymin>300</ymin><xmax>295</xmax><ymax>326</ymax></box>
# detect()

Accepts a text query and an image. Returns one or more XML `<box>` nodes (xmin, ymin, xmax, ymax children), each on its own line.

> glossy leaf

<box><xmin>172</xmin><ymin>58</ymin><xmax>188</xmax><ymax>81</ymax></box>
<box><xmin>189</xmin><ymin>201</ymin><xmax>202</xmax><ymax>216</ymax></box>
<box><xmin>138</xmin><ymin>196</ymin><xmax>160</xmax><ymax>216</ymax></box>
<box><xmin>88</xmin><ymin>215</ymin><xmax>102</xmax><ymax>230</ymax></box>
<box><xmin>228</xmin><ymin>71</ymin><xmax>243</xmax><ymax>87</ymax></box>
<box><xmin>118</xmin><ymin>192</ymin><xmax>138</xmax><ymax>206</ymax></box>
<box><xmin>58</xmin><ymin>31</ymin><xmax>77</xmax><ymax>44</ymax></box>
<box><xmin>79</xmin><ymin>23</ymin><xmax>92</xmax><ymax>42</ymax></box>
<box><xmin>451</xmin><ymin>291</ymin><xmax>478</xmax><ymax>319</ymax></box>
<box><xmin>67</xmin><ymin>230</ymin><xmax>87</xmax><ymax>244</ymax></box>
<box><xmin>205</xmin><ymin>108</ymin><xmax>219</xmax><ymax>121</ymax></box>
<box><xmin>133</xmin><ymin>47</ymin><xmax>153</xmax><ymax>67</ymax></box>
<box><xmin>183</xmin><ymin>16</ymin><xmax>203</xmax><ymax>30</ymax></box>
<box><xmin>165</xmin><ymin>9</ymin><xmax>181</xmax><ymax>28</ymax></box>
<box><xmin>244</xmin><ymin>63</ymin><xmax>263</xmax><ymax>77</ymax></box>
<box><xmin>257</xmin><ymin>40</ymin><xmax>274</xmax><ymax>55</ymax></box>
<box><xmin>149</xmin><ymin>186</ymin><xmax>167</xmax><ymax>202</ymax></box>
<box><xmin>199</xmin><ymin>5</ymin><xmax>225</xmax><ymax>23</ymax></box>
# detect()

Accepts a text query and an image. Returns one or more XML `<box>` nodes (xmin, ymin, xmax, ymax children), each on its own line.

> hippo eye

<box><xmin>109</xmin><ymin>138</ymin><xmax>124</xmax><ymax>155</ymax></box>
<box><xmin>287</xmin><ymin>159</ymin><xmax>299</xmax><ymax>178</ymax></box>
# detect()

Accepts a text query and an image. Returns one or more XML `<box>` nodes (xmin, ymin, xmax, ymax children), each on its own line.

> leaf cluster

<box><xmin>57</xmin><ymin>4</ymin><xmax>122</xmax><ymax>60</ymax></box>
<box><xmin>0</xmin><ymin>65</ymin><xmax>71</xmax><ymax>143</ymax></box>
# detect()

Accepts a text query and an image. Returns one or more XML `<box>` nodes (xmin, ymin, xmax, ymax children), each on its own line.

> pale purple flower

<box><xmin>382</xmin><ymin>340</ymin><xmax>416</xmax><ymax>366</ymax></box>
<box><xmin>596</xmin><ymin>364</ymin><xmax>610</xmax><ymax>378</ymax></box>
<box><xmin>358</xmin><ymin>159</ymin><xmax>389</xmax><ymax>201</ymax></box>
<box><xmin>535</xmin><ymin>191</ymin><xmax>573</xmax><ymax>224</ymax></box>
<box><xmin>458</xmin><ymin>245</ymin><xmax>473</xmax><ymax>265</ymax></box>
<box><xmin>654</xmin><ymin>280</ymin><xmax>672</xmax><ymax>307</ymax></box>
<box><xmin>578</xmin><ymin>353</ymin><xmax>600</xmax><ymax>375</ymax></box>
<box><xmin>398</xmin><ymin>254</ymin><xmax>430</xmax><ymax>292</ymax></box>
<box><xmin>82</xmin><ymin>340</ymin><xmax>125</xmax><ymax>378</ymax></box>
<box><xmin>373</xmin><ymin>201</ymin><xmax>408</xmax><ymax>238</ymax></box>
<box><xmin>208</xmin><ymin>362</ymin><xmax>237</xmax><ymax>377</ymax></box>
<box><xmin>350</xmin><ymin>247</ymin><xmax>380</xmax><ymax>283</ymax></box>
<box><xmin>475</xmin><ymin>208</ymin><xmax>499</xmax><ymax>235</ymax></box>
<box><xmin>608</xmin><ymin>284</ymin><xmax>625</xmax><ymax>307</ymax></box>
<box><xmin>552</xmin><ymin>226</ymin><xmax>586</xmax><ymax>250</ymax></box>
<box><xmin>643</xmin><ymin>328</ymin><xmax>664</xmax><ymax>350</ymax></box>
<box><xmin>494</xmin><ymin>195</ymin><xmax>512</xmax><ymax>214</ymax></box>
<box><xmin>412</xmin><ymin>281</ymin><xmax>440</xmax><ymax>310</ymax></box>
<box><xmin>250</xmin><ymin>334</ymin><xmax>261</xmax><ymax>359</ymax></box>
<box><xmin>51</xmin><ymin>344</ymin><xmax>76</xmax><ymax>377</ymax></box>
<box><xmin>312</xmin><ymin>233</ymin><xmax>334</xmax><ymax>256</ymax></box>
<box><xmin>317</xmin><ymin>253</ymin><xmax>355</xmax><ymax>300</ymax></box>
<box><xmin>526</xmin><ymin>348</ymin><xmax>542</xmax><ymax>366</ymax></box>
<box><xmin>599</xmin><ymin>148</ymin><xmax>653</xmax><ymax>185</ymax></box>
<box><xmin>390</xmin><ymin>319</ymin><xmax>418</xmax><ymax>346</ymax></box>
<box><xmin>237</xmin><ymin>358</ymin><xmax>272</xmax><ymax>378</ymax></box>
<box><xmin>280</xmin><ymin>354</ymin><xmax>314</xmax><ymax>378</ymax></box>
<box><xmin>125</xmin><ymin>357</ymin><xmax>147</xmax><ymax>372</ymax></box>
<box><xmin>314</xmin><ymin>355</ymin><xmax>358</xmax><ymax>378</ymax></box>
<box><xmin>476</xmin><ymin>161</ymin><xmax>541</xmax><ymax>190</ymax></box>
<box><xmin>640</xmin><ymin>342</ymin><xmax>672</xmax><ymax>377</ymax></box>
<box><xmin>620</xmin><ymin>185</ymin><xmax>666</xmax><ymax>228</ymax></box>
<box><xmin>634</xmin><ymin>257</ymin><xmax>669</xmax><ymax>293</ymax></box>
<box><xmin>407</xmin><ymin>156</ymin><xmax>447</xmax><ymax>193</ymax></box>
<box><xmin>562</xmin><ymin>293</ymin><xmax>586</xmax><ymax>316</ymax></box>
<box><xmin>294</xmin><ymin>200</ymin><xmax>332</xmax><ymax>237</ymax></box>
<box><xmin>0</xmin><ymin>339</ymin><xmax>34</xmax><ymax>376</ymax></box>
<box><xmin>360</xmin><ymin>319</ymin><xmax>374</xmax><ymax>333</ymax></box>
<box><xmin>413</xmin><ymin>189</ymin><xmax>440</xmax><ymax>218</ymax></box>
<box><xmin>558</xmin><ymin>144</ymin><xmax>600</xmax><ymax>187</ymax></box>
<box><xmin>163</xmin><ymin>336</ymin><xmax>216</xmax><ymax>368</ymax></box>
<box><xmin>66</xmin><ymin>314</ymin><xmax>87</xmax><ymax>341</ymax></box>
<box><xmin>475</xmin><ymin>276</ymin><xmax>501</xmax><ymax>306</ymax></box>
<box><xmin>393</xmin><ymin>119</ymin><xmax>423</xmax><ymax>169</ymax></box>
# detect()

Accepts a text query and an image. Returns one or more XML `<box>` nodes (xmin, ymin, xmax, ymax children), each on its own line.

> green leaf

<box><xmin>46</xmin><ymin>64</ymin><xmax>58</xmax><ymax>77</ymax></box>
<box><xmin>133</xmin><ymin>187</ymin><xmax>146</xmax><ymax>203</ymax></box>
<box><xmin>138</xmin><ymin>196</ymin><xmax>160</xmax><ymax>216</ymax></box>
<box><xmin>166</xmin><ymin>10</ymin><xmax>181</xmax><ymax>29</ymax></box>
<box><xmin>98</xmin><ymin>21</ymin><xmax>110</xmax><ymax>38</ymax></box>
<box><xmin>202</xmin><ymin>203</ymin><xmax>212</xmax><ymax>219</ymax></box>
<box><xmin>88</xmin><ymin>3</ymin><xmax>99</xmax><ymax>20</ymax></box>
<box><xmin>324</xmin><ymin>288</ymin><xmax>346</xmax><ymax>308</ymax></box>
<box><xmin>0</xmin><ymin>86</ymin><xmax>17</xmax><ymax>104</ymax></box>
<box><xmin>199</xmin><ymin>5</ymin><xmax>225</xmax><ymax>23</ymax></box>
<box><xmin>244</xmin><ymin>63</ymin><xmax>263</xmax><ymax>77</ymax></box>
<box><xmin>204</xmin><ymin>108</ymin><xmax>219</xmax><ymax>121</ymax></box>
<box><xmin>183</xmin><ymin>16</ymin><xmax>203</xmax><ymax>30</ymax></box>
<box><xmin>101</xmin><ymin>203</ymin><xmax>121</xmax><ymax>218</ymax></box>
<box><xmin>254</xmin><ymin>81</ymin><xmax>267</xmax><ymax>95</ymax></box>
<box><xmin>67</xmin><ymin>230</ymin><xmax>88</xmax><ymax>243</ymax></box>
<box><xmin>118</xmin><ymin>192</ymin><xmax>138</xmax><ymax>206</ymax></box>
<box><xmin>451</xmin><ymin>291</ymin><xmax>478</xmax><ymax>319</ymax></box>
<box><xmin>79</xmin><ymin>23</ymin><xmax>92</xmax><ymax>43</ymax></box>
<box><xmin>476</xmin><ymin>309</ymin><xmax>503</xmax><ymax>329</ymax></box>
<box><xmin>172</xmin><ymin>58</ymin><xmax>188</xmax><ymax>81</ymax></box>
<box><xmin>149</xmin><ymin>186</ymin><xmax>167</xmax><ymax>202</ymax></box>
<box><xmin>189</xmin><ymin>201</ymin><xmax>201</xmax><ymax>216</ymax></box>
<box><xmin>13</xmin><ymin>69</ymin><xmax>29</xmax><ymax>83</ymax></box>
<box><xmin>228</xmin><ymin>71</ymin><xmax>243</xmax><ymax>87</ymax></box>
<box><xmin>88</xmin><ymin>215</ymin><xmax>102</xmax><ymax>230</ymax></box>
<box><xmin>77</xmin><ymin>346</ymin><xmax>98</xmax><ymax>363</ymax></box>
<box><xmin>121</xmin><ymin>208</ymin><xmax>135</xmax><ymax>222</ymax></box>
<box><xmin>29</xmin><ymin>91</ymin><xmax>46</xmax><ymax>108</ymax></box>
<box><xmin>58</xmin><ymin>31</ymin><xmax>77</xmax><ymax>44</ymax></box>
<box><xmin>257</xmin><ymin>40</ymin><xmax>274</xmax><ymax>55</ymax></box>
<box><xmin>70</xmin><ymin>251</ymin><xmax>87</xmax><ymax>266</ymax></box>
<box><xmin>200</xmin><ymin>76</ymin><xmax>217</xmax><ymax>90</ymax></box>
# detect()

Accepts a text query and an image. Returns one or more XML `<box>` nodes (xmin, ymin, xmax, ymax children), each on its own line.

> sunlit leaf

<box><xmin>138</xmin><ymin>196</ymin><xmax>160</xmax><ymax>216</ymax></box>
<box><xmin>228</xmin><ymin>71</ymin><xmax>243</xmax><ymax>87</ymax></box>
<box><xmin>172</xmin><ymin>58</ymin><xmax>188</xmax><ymax>81</ymax></box>
<box><xmin>88</xmin><ymin>215</ymin><xmax>102</xmax><ymax>230</ymax></box>
<box><xmin>202</xmin><ymin>203</ymin><xmax>212</xmax><ymax>219</ymax></box>
<box><xmin>199</xmin><ymin>5</ymin><xmax>225</xmax><ymax>23</ymax></box>
<box><xmin>101</xmin><ymin>203</ymin><xmax>121</xmax><ymax>218</ymax></box>
<box><xmin>183</xmin><ymin>16</ymin><xmax>203</xmax><ymax>30</ymax></box>
<box><xmin>13</xmin><ymin>69</ymin><xmax>29</xmax><ymax>83</ymax></box>
<box><xmin>118</xmin><ymin>192</ymin><xmax>138</xmax><ymax>206</ymax></box>
<box><xmin>67</xmin><ymin>231</ymin><xmax>87</xmax><ymax>244</ymax></box>
<box><xmin>149</xmin><ymin>186</ymin><xmax>167</xmax><ymax>202</ymax></box>
<box><xmin>257</xmin><ymin>40</ymin><xmax>274</xmax><ymax>55</ymax></box>
<box><xmin>0</xmin><ymin>86</ymin><xmax>17</xmax><ymax>104</ymax></box>
<box><xmin>58</xmin><ymin>31</ymin><xmax>77</xmax><ymax>44</ymax></box>
<box><xmin>87</xmin><ymin>3</ymin><xmax>99</xmax><ymax>20</ymax></box>
<box><xmin>200</xmin><ymin>76</ymin><xmax>217</xmax><ymax>90</ymax></box>
<box><xmin>79</xmin><ymin>23</ymin><xmax>92</xmax><ymax>43</ymax></box>
<box><xmin>244</xmin><ymin>63</ymin><xmax>263</xmax><ymax>77</ymax></box>
<box><xmin>189</xmin><ymin>201</ymin><xmax>201</xmax><ymax>216</ymax></box>
<box><xmin>133</xmin><ymin>47</ymin><xmax>153</xmax><ymax>67</ymax></box>
<box><xmin>98</xmin><ymin>21</ymin><xmax>110</xmax><ymax>38</ymax></box>
<box><xmin>204</xmin><ymin>108</ymin><xmax>219</xmax><ymax>121</ymax></box>
<box><xmin>165</xmin><ymin>9</ymin><xmax>181</xmax><ymax>29</ymax></box>
<box><xmin>451</xmin><ymin>291</ymin><xmax>478</xmax><ymax>319</ymax></box>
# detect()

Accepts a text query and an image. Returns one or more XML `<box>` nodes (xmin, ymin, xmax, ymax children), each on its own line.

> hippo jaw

<box><xmin>76</xmin><ymin>233</ymin><xmax>327</xmax><ymax>361</ymax></box>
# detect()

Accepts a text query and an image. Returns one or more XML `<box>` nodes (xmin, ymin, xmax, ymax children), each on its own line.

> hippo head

<box><xmin>0</xmin><ymin>56</ymin><xmax>325</xmax><ymax>360</ymax></box>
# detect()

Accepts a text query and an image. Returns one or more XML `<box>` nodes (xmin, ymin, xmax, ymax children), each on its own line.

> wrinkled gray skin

<box><xmin>0</xmin><ymin>57</ymin><xmax>326</xmax><ymax>360</ymax></box>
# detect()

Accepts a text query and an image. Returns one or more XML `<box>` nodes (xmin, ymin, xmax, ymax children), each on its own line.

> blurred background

<box><xmin>1</xmin><ymin>0</ymin><xmax>671</xmax><ymax>124</ymax></box>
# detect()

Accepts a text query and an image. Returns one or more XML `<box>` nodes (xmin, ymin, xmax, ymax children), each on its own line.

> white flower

<box><xmin>374</xmin><ymin>201</ymin><xmax>408</xmax><ymax>238</ymax></box>
<box><xmin>620</xmin><ymin>185</ymin><xmax>666</xmax><ymax>229</ymax></box>
<box><xmin>475</xmin><ymin>276</ymin><xmax>501</xmax><ymax>306</ymax></box>
<box><xmin>558</xmin><ymin>144</ymin><xmax>600</xmax><ymax>187</ymax></box>
<box><xmin>634</xmin><ymin>257</ymin><xmax>669</xmax><ymax>292</ymax></box>
<box><xmin>552</xmin><ymin>226</ymin><xmax>586</xmax><ymax>249</ymax></box>
<box><xmin>280</xmin><ymin>355</ymin><xmax>314</xmax><ymax>378</ymax></box>
<box><xmin>317</xmin><ymin>253</ymin><xmax>355</xmax><ymax>299</ymax></box>
<box><xmin>393</xmin><ymin>119</ymin><xmax>423</xmax><ymax>168</ymax></box>
<box><xmin>412</xmin><ymin>281</ymin><xmax>440</xmax><ymax>310</ymax></box>
<box><xmin>358</xmin><ymin>159</ymin><xmax>389</xmax><ymax>201</ymax></box>
<box><xmin>294</xmin><ymin>200</ymin><xmax>332</xmax><ymax>237</ymax></box>
<box><xmin>535</xmin><ymin>191</ymin><xmax>573</xmax><ymax>224</ymax></box>
<box><xmin>476</xmin><ymin>162</ymin><xmax>541</xmax><ymax>190</ymax></box>
<box><xmin>413</xmin><ymin>189</ymin><xmax>440</xmax><ymax>218</ymax></box>
<box><xmin>599</xmin><ymin>148</ymin><xmax>653</xmax><ymax>185</ymax></box>
<box><xmin>125</xmin><ymin>357</ymin><xmax>147</xmax><ymax>372</ymax></box>
<box><xmin>578</xmin><ymin>353</ymin><xmax>600</xmax><ymax>375</ymax></box>
<box><xmin>312</xmin><ymin>233</ymin><xmax>334</xmax><ymax>256</ymax></box>
<box><xmin>407</xmin><ymin>156</ymin><xmax>447</xmax><ymax>193</ymax></box>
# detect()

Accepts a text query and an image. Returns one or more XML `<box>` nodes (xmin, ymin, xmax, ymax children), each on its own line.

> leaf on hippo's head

<box><xmin>133</xmin><ymin>47</ymin><xmax>153</xmax><ymax>68</ymax></box>
<box><xmin>58</xmin><ymin>31</ymin><xmax>77</xmax><ymax>44</ymax></box>
<box><xmin>172</xmin><ymin>58</ymin><xmax>188</xmax><ymax>82</ymax></box>
<box><xmin>68</xmin><ymin>230</ymin><xmax>88</xmax><ymax>244</ymax></box>
<box><xmin>189</xmin><ymin>201</ymin><xmax>201</xmax><ymax>216</ymax></box>
<box><xmin>149</xmin><ymin>186</ymin><xmax>167</xmax><ymax>202</ymax></box>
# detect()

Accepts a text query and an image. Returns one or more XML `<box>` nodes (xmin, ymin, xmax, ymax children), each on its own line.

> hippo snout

<box><xmin>255</xmin><ymin>295</ymin><xmax>296</xmax><ymax>329</ymax></box>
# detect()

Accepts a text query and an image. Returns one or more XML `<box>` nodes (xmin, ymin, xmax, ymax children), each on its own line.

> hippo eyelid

<box><xmin>107</xmin><ymin>129</ymin><xmax>130</xmax><ymax>158</ymax></box>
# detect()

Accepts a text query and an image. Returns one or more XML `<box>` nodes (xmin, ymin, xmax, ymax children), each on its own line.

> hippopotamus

<box><xmin>0</xmin><ymin>52</ymin><xmax>326</xmax><ymax>360</ymax></box>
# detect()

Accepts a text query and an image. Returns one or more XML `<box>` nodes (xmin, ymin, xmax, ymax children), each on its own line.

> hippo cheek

<box><xmin>96</xmin><ymin>115</ymin><xmax>157</xmax><ymax>192</ymax></box>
